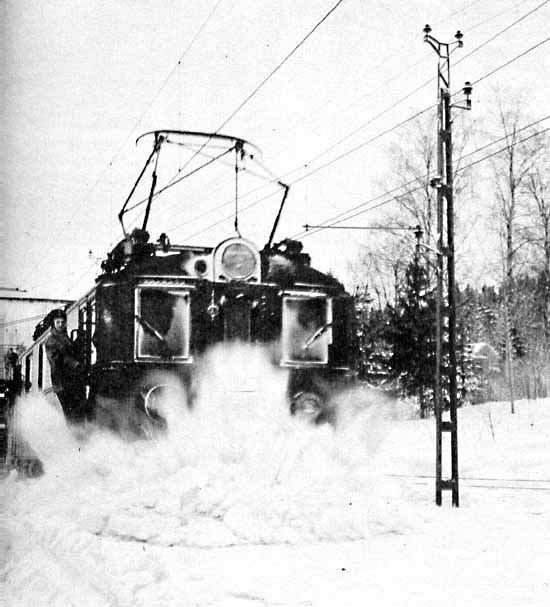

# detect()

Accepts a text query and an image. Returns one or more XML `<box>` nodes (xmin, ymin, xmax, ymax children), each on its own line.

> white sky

<box><xmin>2</xmin><ymin>0</ymin><xmax>549</xmax><ymax>298</ymax></box>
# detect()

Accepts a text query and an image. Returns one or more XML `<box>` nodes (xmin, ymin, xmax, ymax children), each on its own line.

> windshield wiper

<box><xmin>303</xmin><ymin>323</ymin><xmax>332</xmax><ymax>350</ymax></box>
<box><xmin>135</xmin><ymin>314</ymin><xmax>168</xmax><ymax>345</ymax></box>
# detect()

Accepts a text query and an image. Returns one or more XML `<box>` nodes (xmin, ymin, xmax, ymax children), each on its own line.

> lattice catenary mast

<box><xmin>423</xmin><ymin>24</ymin><xmax>473</xmax><ymax>507</ymax></box>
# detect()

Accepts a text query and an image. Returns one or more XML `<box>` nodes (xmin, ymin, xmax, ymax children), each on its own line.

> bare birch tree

<box><xmin>524</xmin><ymin>140</ymin><xmax>550</xmax><ymax>337</ymax></box>
<box><xmin>351</xmin><ymin>112</ymin><xmax>474</xmax><ymax>302</ymax></box>
<box><xmin>491</xmin><ymin>99</ymin><xmax>545</xmax><ymax>282</ymax></box>
<box><xmin>489</xmin><ymin>94</ymin><xmax>547</xmax><ymax>412</ymax></box>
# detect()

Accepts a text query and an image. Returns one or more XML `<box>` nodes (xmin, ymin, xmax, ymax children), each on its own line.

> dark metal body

<box><xmin>18</xmin><ymin>235</ymin><xmax>355</xmax><ymax>439</ymax></box>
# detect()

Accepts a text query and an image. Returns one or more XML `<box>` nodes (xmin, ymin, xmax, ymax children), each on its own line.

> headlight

<box><xmin>221</xmin><ymin>242</ymin><xmax>257</xmax><ymax>279</ymax></box>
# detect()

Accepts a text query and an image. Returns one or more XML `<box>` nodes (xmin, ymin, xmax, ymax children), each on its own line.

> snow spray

<box><xmin>4</xmin><ymin>344</ymin><xmax>404</xmax><ymax>548</ymax></box>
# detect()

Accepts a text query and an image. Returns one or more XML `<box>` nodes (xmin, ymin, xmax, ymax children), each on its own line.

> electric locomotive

<box><xmin>16</xmin><ymin>131</ymin><xmax>356</xmax><ymax>438</ymax></box>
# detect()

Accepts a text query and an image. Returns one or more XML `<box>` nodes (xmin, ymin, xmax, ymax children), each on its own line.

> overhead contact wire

<box><xmin>298</xmin><ymin>125</ymin><xmax>550</xmax><ymax>238</ymax></box>
<box><xmin>155</xmin><ymin>0</ymin><xmax>348</xmax><ymax>207</ymax></box>
<box><xmin>27</xmin><ymin>1</ymin><xmax>225</xmax><ymax>290</ymax></box>
<box><xmin>137</xmin><ymin>0</ymin><xmax>500</xmax><ymax>232</ymax></box>
<box><xmin>188</xmin><ymin>34</ymin><xmax>550</xmax><ymax>241</ymax></box>
<box><xmin>178</xmin><ymin>6</ymin><xmax>550</xmax><ymax>240</ymax></box>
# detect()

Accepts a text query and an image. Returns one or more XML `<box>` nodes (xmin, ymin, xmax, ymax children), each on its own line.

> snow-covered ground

<box><xmin>2</xmin><ymin>345</ymin><xmax>550</xmax><ymax>606</ymax></box>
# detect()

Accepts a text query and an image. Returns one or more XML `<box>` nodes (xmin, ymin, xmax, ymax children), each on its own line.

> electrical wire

<box><xmin>183</xmin><ymin>108</ymin><xmax>549</xmax><ymax>242</ymax></box>
<box><xmin>25</xmin><ymin>123</ymin><xmax>550</xmax><ymax>299</ymax></box>
<box><xmin>184</xmin><ymin>35</ymin><xmax>550</xmax><ymax>241</ymax></box>
<box><xmin>471</xmin><ymin>36</ymin><xmax>550</xmax><ymax>86</ymax></box>
<box><xmin>24</xmin><ymin>1</ymin><xmax>225</xmax><ymax>290</ymax></box>
<box><xmin>275</xmin><ymin>0</ymin><xmax>549</xmax><ymax>186</ymax></box>
<box><xmin>459</xmin><ymin>0</ymin><xmax>534</xmax><ymax>34</ymax></box>
<box><xmin>24</xmin><ymin>4</ymin><xmax>550</xmax><ymax>294</ymax></box>
<box><xmin>296</xmin><ymin>124</ymin><xmax>550</xmax><ymax>239</ymax></box>
<box><xmin>283</xmin><ymin>0</ymin><xmax>533</xmax><ymax>137</ymax></box>
<box><xmin>216</xmin><ymin>0</ymin><xmax>347</xmax><ymax>134</ymax></box>
<box><xmin>302</xmin><ymin>126</ymin><xmax>550</xmax><ymax>237</ymax></box>
<box><xmin>460</xmin><ymin>113</ymin><xmax>550</xmax><ymax>157</ymax></box>
<box><xmin>121</xmin><ymin>146</ymin><xmax>235</xmax><ymax>215</ymax></box>
<box><xmin>286</xmin><ymin>0</ymin><xmax>550</xmax><ymax>183</ymax></box>
<box><xmin>454</xmin><ymin>0</ymin><xmax>549</xmax><ymax>70</ymax></box>
<box><xmin>458</xmin><ymin>126</ymin><xmax>550</xmax><ymax>172</ymax></box>
<box><xmin>121</xmin><ymin>1</ymin><xmax>534</xmax><ymax>243</ymax></box>
<box><xmin>298</xmin><ymin>114</ymin><xmax>550</xmax><ymax>237</ymax></box>
<box><xmin>65</xmin><ymin>0</ymin><xmax>225</xmax><ymax>227</ymax></box>
<box><xmin>27</xmin><ymin>27</ymin><xmax>550</xmax><ymax>299</ymax></box>
<box><xmin>168</xmin><ymin>9</ymin><xmax>550</xmax><ymax>241</ymax></box>
<box><xmin>143</xmin><ymin>0</ymin><xmax>348</xmax><ymax>228</ymax></box>
<box><xmin>109</xmin><ymin>0</ymin><xmax>226</xmax><ymax>161</ymax></box>
<box><xmin>171</xmin><ymin>105</ymin><xmax>435</xmax><ymax>242</ymax></box>
<box><xmin>175</xmin><ymin>102</ymin><xmax>439</xmax><ymax>242</ymax></box>
<box><xmin>166</xmin><ymin>152</ymin><xmax>285</xmax><ymax>235</ymax></box>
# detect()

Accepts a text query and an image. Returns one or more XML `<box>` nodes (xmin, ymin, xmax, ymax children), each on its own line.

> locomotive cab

<box><xmin>89</xmin><ymin>228</ymin><xmax>354</xmax><ymax>426</ymax></box>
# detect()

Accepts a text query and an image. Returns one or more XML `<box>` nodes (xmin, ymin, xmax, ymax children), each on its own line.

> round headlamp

<box><xmin>221</xmin><ymin>242</ymin><xmax>257</xmax><ymax>279</ymax></box>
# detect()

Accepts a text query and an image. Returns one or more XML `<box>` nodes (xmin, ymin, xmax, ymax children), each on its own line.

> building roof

<box><xmin>471</xmin><ymin>342</ymin><xmax>498</xmax><ymax>358</ymax></box>
<box><xmin>0</xmin><ymin>288</ymin><xmax>73</xmax><ymax>304</ymax></box>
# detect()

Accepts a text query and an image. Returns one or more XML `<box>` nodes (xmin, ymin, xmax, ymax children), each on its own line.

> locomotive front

<box><xmin>91</xmin><ymin>227</ymin><xmax>355</xmax><ymax>430</ymax></box>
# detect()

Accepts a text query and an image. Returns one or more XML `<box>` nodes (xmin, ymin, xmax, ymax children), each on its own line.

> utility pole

<box><xmin>423</xmin><ymin>24</ymin><xmax>472</xmax><ymax>507</ymax></box>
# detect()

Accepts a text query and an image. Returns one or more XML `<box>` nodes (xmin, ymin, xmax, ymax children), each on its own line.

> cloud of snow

<box><xmin>3</xmin><ymin>344</ymin><xmax>408</xmax><ymax>552</ymax></box>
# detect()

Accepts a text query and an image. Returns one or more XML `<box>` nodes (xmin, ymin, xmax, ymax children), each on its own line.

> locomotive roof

<box><xmin>117</xmin><ymin>130</ymin><xmax>289</xmax><ymax>252</ymax></box>
<box><xmin>96</xmin><ymin>130</ymin><xmax>347</xmax><ymax>292</ymax></box>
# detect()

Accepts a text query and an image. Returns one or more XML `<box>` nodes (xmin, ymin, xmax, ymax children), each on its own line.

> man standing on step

<box><xmin>45</xmin><ymin>309</ymin><xmax>87</xmax><ymax>424</ymax></box>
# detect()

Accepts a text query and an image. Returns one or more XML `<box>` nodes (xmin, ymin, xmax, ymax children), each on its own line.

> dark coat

<box><xmin>45</xmin><ymin>329</ymin><xmax>82</xmax><ymax>393</ymax></box>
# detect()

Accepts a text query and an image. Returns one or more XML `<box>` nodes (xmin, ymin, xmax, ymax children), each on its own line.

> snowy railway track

<box><xmin>387</xmin><ymin>474</ymin><xmax>550</xmax><ymax>492</ymax></box>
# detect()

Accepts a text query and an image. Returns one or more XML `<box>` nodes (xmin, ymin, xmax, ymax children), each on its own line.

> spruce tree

<box><xmin>390</xmin><ymin>257</ymin><xmax>436</xmax><ymax>416</ymax></box>
<box><xmin>353</xmin><ymin>286</ymin><xmax>393</xmax><ymax>384</ymax></box>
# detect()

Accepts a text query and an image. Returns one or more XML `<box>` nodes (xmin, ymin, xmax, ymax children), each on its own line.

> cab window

<box><xmin>281</xmin><ymin>296</ymin><xmax>331</xmax><ymax>364</ymax></box>
<box><xmin>135</xmin><ymin>288</ymin><xmax>191</xmax><ymax>360</ymax></box>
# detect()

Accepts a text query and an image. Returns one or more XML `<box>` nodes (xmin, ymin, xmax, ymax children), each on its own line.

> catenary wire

<box><xmin>284</xmin><ymin>1</ymin><xmax>550</xmax><ymax>190</ymax></box>
<box><xmin>182</xmin><ymin>36</ymin><xmax>550</xmax><ymax>242</ymax></box>
<box><xmin>151</xmin><ymin>105</ymin><xmax>436</xmax><ymax>244</ymax></box>
<box><xmin>30</xmin><ymin>32</ymin><xmax>550</xmax><ymax>297</ymax></box>
<box><xmin>471</xmin><ymin>36</ymin><xmax>550</xmax><ymax>86</ymax></box>
<box><xmin>166</xmin><ymin>13</ymin><xmax>550</xmax><ymax>241</ymax></box>
<box><xmin>121</xmin><ymin>146</ymin><xmax>235</xmax><ymax>215</ymax></box>
<box><xmin>37</xmin><ymin>0</ymin><xmax>345</xmax><ymax>275</ymax></box>
<box><xmin>151</xmin><ymin>0</ymin><xmax>348</xmax><ymax>219</ymax></box>
<box><xmin>152</xmin><ymin>0</ymin><xmax>526</xmax><ymax>232</ymax></box>
<box><xmin>37</xmin><ymin>115</ymin><xmax>550</xmax><ymax>298</ymax></box>
<box><xmin>454</xmin><ymin>0</ymin><xmax>550</xmax><ymax>70</ymax></box>
<box><xmin>270</xmin><ymin>0</ymin><xmax>549</xmax><ymax>189</ymax></box>
<box><xmin>25</xmin><ymin>1</ymin><xmax>225</xmax><ymax>291</ymax></box>
<box><xmin>281</xmin><ymin>0</ymin><xmax>534</xmax><ymax>150</ymax></box>
<box><xmin>27</xmin><ymin>9</ymin><xmax>550</xmax><ymax>295</ymax></box>
<box><xmin>106</xmin><ymin>0</ymin><xmax>226</xmax><ymax>165</ymax></box>
<box><xmin>294</xmin><ymin>114</ymin><xmax>550</xmax><ymax>238</ymax></box>
<box><xmin>64</xmin><ymin>0</ymin><xmax>225</xmax><ymax>228</ymax></box>
<box><xmin>296</xmin><ymin>125</ymin><xmax>550</xmax><ymax>239</ymax></box>
<box><xmin>215</xmin><ymin>0</ymin><xmax>347</xmax><ymax>135</ymax></box>
<box><xmin>122</xmin><ymin>0</ymin><xmax>539</xmax><ymax>238</ymax></box>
